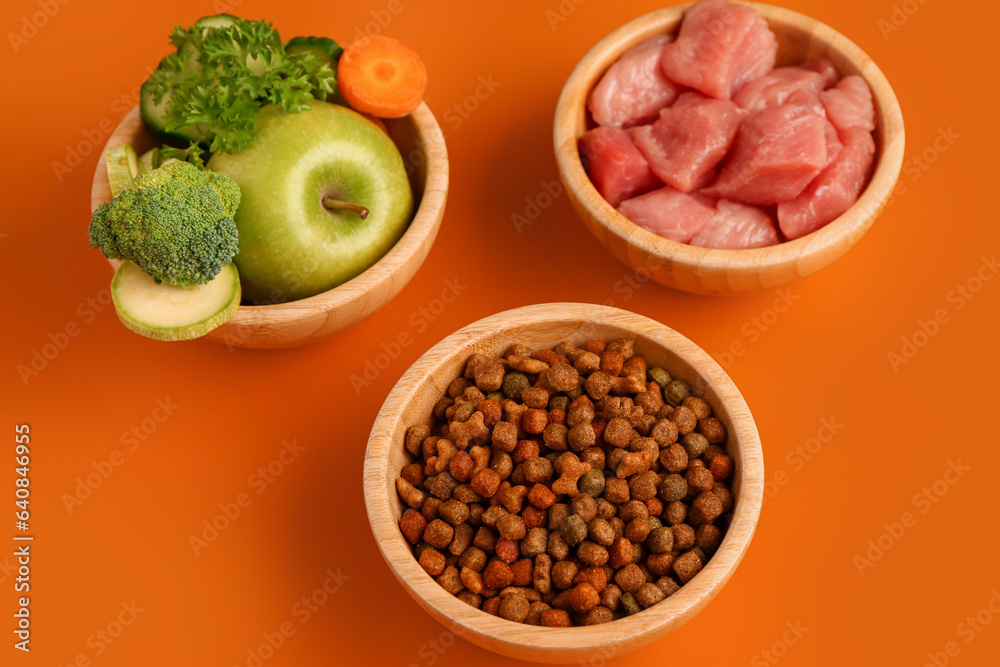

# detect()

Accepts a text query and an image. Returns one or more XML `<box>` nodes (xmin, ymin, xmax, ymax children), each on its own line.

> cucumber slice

<box><xmin>112</xmin><ymin>261</ymin><xmax>241</xmax><ymax>341</ymax></box>
<box><xmin>105</xmin><ymin>145</ymin><xmax>138</xmax><ymax>197</ymax></box>
<box><xmin>193</xmin><ymin>14</ymin><xmax>239</xmax><ymax>33</ymax></box>
<box><xmin>286</xmin><ymin>36</ymin><xmax>343</xmax><ymax>67</ymax></box>
<box><xmin>137</xmin><ymin>148</ymin><xmax>160</xmax><ymax>173</ymax></box>
<box><xmin>139</xmin><ymin>77</ymin><xmax>209</xmax><ymax>145</ymax></box>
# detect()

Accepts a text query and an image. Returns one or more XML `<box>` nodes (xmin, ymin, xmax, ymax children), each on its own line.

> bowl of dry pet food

<box><xmin>363</xmin><ymin>303</ymin><xmax>764</xmax><ymax>662</ymax></box>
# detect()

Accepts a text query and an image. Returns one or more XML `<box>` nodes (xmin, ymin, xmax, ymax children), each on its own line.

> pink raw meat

<box><xmin>733</xmin><ymin>65</ymin><xmax>829</xmax><ymax>113</ymax></box>
<box><xmin>777</xmin><ymin>127</ymin><xmax>876</xmax><ymax>239</ymax></box>
<box><xmin>588</xmin><ymin>34</ymin><xmax>683</xmax><ymax>128</ymax></box>
<box><xmin>801</xmin><ymin>59</ymin><xmax>840</xmax><ymax>88</ymax></box>
<box><xmin>690</xmin><ymin>199</ymin><xmax>780</xmax><ymax>248</ymax></box>
<box><xmin>820</xmin><ymin>75</ymin><xmax>876</xmax><ymax>132</ymax></box>
<box><xmin>702</xmin><ymin>104</ymin><xmax>829</xmax><ymax>205</ymax></box>
<box><xmin>629</xmin><ymin>92</ymin><xmax>745</xmax><ymax>193</ymax></box>
<box><xmin>579</xmin><ymin>126</ymin><xmax>662</xmax><ymax>207</ymax></box>
<box><xmin>823</xmin><ymin>119</ymin><xmax>844</xmax><ymax>165</ymax></box>
<box><xmin>618</xmin><ymin>186</ymin><xmax>718</xmax><ymax>243</ymax></box>
<box><xmin>660</xmin><ymin>0</ymin><xmax>777</xmax><ymax>100</ymax></box>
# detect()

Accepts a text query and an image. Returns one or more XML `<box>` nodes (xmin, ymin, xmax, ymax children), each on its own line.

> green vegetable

<box><xmin>143</xmin><ymin>14</ymin><xmax>336</xmax><ymax>155</ymax></box>
<box><xmin>105</xmin><ymin>145</ymin><xmax>138</xmax><ymax>197</ymax></box>
<box><xmin>137</xmin><ymin>147</ymin><xmax>161</xmax><ymax>172</ymax></box>
<box><xmin>89</xmin><ymin>160</ymin><xmax>241</xmax><ymax>287</ymax></box>
<box><xmin>285</xmin><ymin>36</ymin><xmax>343</xmax><ymax>68</ymax></box>
<box><xmin>112</xmin><ymin>260</ymin><xmax>241</xmax><ymax>341</ymax></box>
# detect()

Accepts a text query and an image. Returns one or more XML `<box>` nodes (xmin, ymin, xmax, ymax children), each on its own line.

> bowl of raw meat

<box><xmin>554</xmin><ymin>0</ymin><xmax>904</xmax><ymax>295</ymax></box>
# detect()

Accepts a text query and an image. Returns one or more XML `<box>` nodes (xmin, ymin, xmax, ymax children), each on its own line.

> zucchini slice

<box><xmin>105</xmin><ymin>145</ymin><xmax>139</xmax><ymax>197</ymax></box>
<box><xmin>112</xmin><ymin>261</ymin><xmax>241</xmax><ymax>341</ymax></box>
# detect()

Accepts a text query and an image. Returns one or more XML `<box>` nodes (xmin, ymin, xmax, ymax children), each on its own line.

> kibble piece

<box><xmin>524</xmin><ymin>457</ymin><xmax>554</xmax><ymax>485</ymax></box>
<box><xmin>577</xmin><ymin>541</ymin><xmax>609</xmax><ymax>566</ymax></box>
<box><xmin>436</xmin><ymin>566</ymin><xmax>463</xmax><ymax>595</ymax></box>
<box><xmin>672</xmin><ymin>524</ymin><xmax>696</xmax><ymax>551</ymax></box>
<box><xmin>522</xmin><ymin>408</ymin><xmax>549</xmax><ymax>434</ymax></box>
<box><xmin>688</xmin><ymin>491</ymin><xmax>725</xmax><ymax>525</ymax></box>
<box><xmin>551</xmin><ymin>560</ymin><xmax>579</xmax><ymax>590</ymax></box>
<box><xmin>665</xmin><ymin>501</ymin><xmax>687</xmax><ymax>525</ymax></box>
<box><xmin>520</xmin><ymin>526</ymin><xmax>548</xmax><ymax>557</ymax></box>
<box><xmin>449</xmin><ymin>523</ymin><xmax>474</xmax><ymax>556</ymax></box>
<box><xmin>646</xmin><ymin>526</ymin><xmax>675</xmax><ymax>554</ymax></box>
<box><xmin>470</xmin><ymin>468</ymin><xmax>502</xmax><ymax>498</ymax></box>
<box><xmin>569</xmin><ymin>582</ymin><xmax>601</xmax><ymax>612</ymax></box>
<box><xmin>567</xmin><ymin>422</ymin><xmax>597</xmax><ymax>452</ymax></box>
<box><xmin>697</xmin><ymin>417</ymin><xmax>727</xmax><ymax>444</ymax></box>
<box><xmin>482</xmin><ymin>596</ymin><xmax>502</xmax><ymax>616</ymax></box>
<box><xmin>600</xmin><ymin>584</ymin><xmax>622</xmax><ymax>612</ymax></box>
<box><xmin>659</xmin><ymin>474</ymin><xmax>688</xmax><ymax>503</ymax></box>
<box><xmin>473</xmin><ymin>526</ymin><xmax>498</xmax><ymax>553</ymax></box>
<box><xmin>646</xmin><ymin>552</ymin><xmax>675</xmax><ymax>577</ymax></box>
<box><xmin>588</xmin><ymin>518</ymin><xmax>615</xmax><ymax>546</ymax></box>
<box><xmin>647</xmin><ymin>367</ymin><xmax>671</xmax><ymax>389</ymax></box>
<box><xmin>696</xmin><ymin>524</ymin><xmax>724</xmax><ymax>553</ymax></box>
<box><xmin>548</xmin><ymin>503</ymin><xmax>570</xmax><ymax>530</ymax></box>
<box><xmin>396</xmin><ymin>477</ymin><xmax>426</xmax><ymax>509</ymax></box>
<box><xmin>620</xmin><ymin>592</ymin><xmax>641</xmax><ymax>615</ymax></box>
<box><xmin>499</xmin><ymin>593</ymin><xmax>531</xmax><ymax>622</ymax></box>
<box><xmin>669</xmin><ymin>406</ymin><xmax>698</xmax><ymax>435</ymax></box>
<box><xmin>497</xmin><ymin>513</ymin><xmax>527</xmax><ymax>541</ymax></box>
<box><xmin>682</xmin><ymin>396</ymin><xmax>712</xmax><ymax>419</ymax></box>
<box><xmin>629</xmin><ymin>470</ymin><xmax>660</xmax><ymax>501</ymax></box>
<box><xmin>608</xmin><ymin>537</ymin><xmax>634</xmax><ymax>569</ymax></box>
<box><xmin>419</xmin><ymin>548</ymin><xmax>446</xmax><ymax>576</ymax></box>
<box><xmin>614</xmin><ymin>563</ymin><xmax>645</xmax><ymax>593</ymax></box>
<box><xmin>713</xmin><ymin>483</ymin><xmax>735</xmax><ymax>513</ymax></box>
<box><xmin>635</xmin><ymin>582</ymin><xmax>667</xmax><ymax>608</ymax></box>
<box><xmin>559</xmin><ymin>514</ymin><xmax>588</xmax><ymax>547</ymax></box>
<box><xmin>604</xmin><ymin>476</ymin><xmax>631</xmax><ymax>504</ymax></box>
<box><xmin>510</xmin><ymin>558</ymin><xmax>534</xmax><ymax>587</ymax></box>
<box><xmin>540</xmin><ymin>609</ymin><xmax>572</xmax><ymax>627</ymax></box>
<box><xmin>424</xmin><ymin>520</ymin><xmax>455</xmax><ymax>550</ymax></box>
<box><xmin>619</xmin><ymin>499</ymin><xmax>649</xmax><ymax>523</ymax></box>
<box><xmin>399</xmin><ymin>509</ymin><xmax>427</xmax><ymax>544</ymax></box>
<box><xmin>551</xmin><ymin>453</ymin><xmax>591</xmax><ymax>497</ymax></box>
<box><xmin>457</xmin><ymin>591</ymin><xmax>483</xmax><ymax>608</ymax></box>
<box><xmin>578</xmin><ymin>469</ymin><xmax>605</xmax><ymax>497</ymax></box>
<box><xmin>548</xmin><ymin>531</ymin><xmax>570</xmax><ymax>561</ymax></box>
<box><xmin>571</xmin><ymin>493</ymin><xmax>599</xmax><ymax>523</ymax></box>
<box><xmin>650</xmin><ymin>418</ymin><xmax>680</xmax><ymax>446</ymax></box>
<box><xmin>426</xmin><ymin>472</ymin><xmax>457</xmax><ymax>501</ymax></box>
<box><xmin>604</xmin><ymin>418</ymin><xmax>636</xmax><ymax>448</ymax></box>
<box><xmin>525</xmin><ymin>601</ymin><xmax>550</xmax><ymax>625</ymax></box>
<box><xmin>656</xmin><ymin>577</ymin><xmax>680</xmax><ymax>598</ymax></box>
<box><xmin>686</xmin><ymin>466</ymin><xmax>716</xmax><ymax>493</ymax></box>
<box><xmin>709</xmin><ymin>454</ymin><xmax>733</xmax><ymax>481</ymax></box>
<box><xmin>495</xmin><ymin>537</ymin><xmax>520</xmax><ymax>563</ymax></box>
<box><xmin>460</xmin><ymin>566</ymin><xmax>484</xmax><ymax>593</ymax></box>
<box><xmin>664</xmin><ymin>380</ymin><xmax>691</xmax><ymax>407</ymax></box>
<box><xmin>521</xmin><ymin>506</ymin><xmax>547</xmax><ymax>530</ymax></box>
<box><xmin>483</xmin><ymin>560</ymin><xmax>514</xmax><ymax>589</ymax></box>
<box><xmin>681</xmin><ymin>432</ymin><xmax>710</xmax><ymax>459</ymax></box>
<box><xmin>625</xmin><ymin>517</ymin><xmax>652</xmax><ymax>543</ymax></box>
<box><xmin>502</xmin><ymin>372</ymin><xmax>530</xmax><ymax>401</ymax></box>
<box><xmin>534</xmin><ymin>553</ymin><xmax>553</xmax><ymax>594</ymax></box>
<box><xmin>439</xmin><ymin>499</ymin><xmax>470</xmax><ymax>526</ymax></box>
<box><xmin>673</xmin><ymin>551</ymin><xmax>703</xmax><ymax>583</ymax></box>
<box><xmin>544</xmin><ymin>363</ymin><xmax>581</xmax><ymax>392</ymax></box>
<box><xmin>581</xmin><ymin>606</ymin><xmax>614</xmax><ymax>625</ymax></box>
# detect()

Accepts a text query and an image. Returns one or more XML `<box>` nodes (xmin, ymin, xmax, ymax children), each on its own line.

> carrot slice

<box><xmin>338</xmin><ymin>36</ymin><xmax>427</xmax><ymax>118</ymax></box>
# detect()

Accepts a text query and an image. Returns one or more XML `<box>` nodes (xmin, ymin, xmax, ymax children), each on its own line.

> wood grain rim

<box><xmin>553</xmin><ymin>2</ymin><xmax>905</xmax><ymax>294</ymax></box>
<box><xmin>90</xmin><ymin>102</ymin><xmax>449</xmax><ymax>348</ymax></box>
<box><xmin>363</xmin><ymin>303</ymin><xmax>764</xmax><ymax>663</ymax></box>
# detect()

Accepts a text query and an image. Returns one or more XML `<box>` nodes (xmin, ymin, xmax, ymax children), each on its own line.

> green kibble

<box><xmin>578</xmin><ymin>469</ymin><xmax>606</xmax><ymax>497</ymax></box>
<box><xmin>560</xmin><ymin>514</ymin><xmax>588</xmax><ymax>547</ymax></box>
<box><xmin>549</xmin><ymin>395</ymin><xmax>570</xmax><ymax>412</ymax></box>
<box><xmin>664</xmin><ymin>379</ymin><xmax>691</xmax><ymax>407</ymax></box>
<box><xmin>681</xmin><ymin>433</ymin><xmax>709</xmax><ymax>458</ymax></box>
<box><xmin>486</xmin><ymin>391</ymin><xmax>505</xmax><ymax>402</ymax></box>
<box><xmin>659</xmin><ymin>474</ymin><xmax>688</xmax><ymax>502</ymax></box>
<box><xmin>502</xmin><ymin>372</ymin><xmax>530</xmax><ymax>401</ymax></box>
<box><xmin>620</xmin><ymin>592</ymin><xmax>641</xmax><ymax>615</ymax></box>
<box><xmin>692</xmin><ymin>547</ymin><xmax>708</xmax><ymax>565</ymax></box>
<box><xmin>545</xmin><ymin>451</ymin><xmax>561</xmax><ymax>464</ymax></box>
<box><xmin>647</xmin><ymin>367</ymin><xmax>672</xmax><ymax>389</ymax></box>
<box><xmin>646</xmin><ymin>526</ymin><xmax>674</xmax><ymax>554</ymax></box>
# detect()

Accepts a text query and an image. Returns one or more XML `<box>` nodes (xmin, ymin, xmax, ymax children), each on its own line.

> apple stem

<box><xmin>322</xmin><ymin>197</ymin><xmax>370</xmax><ymax>220</ymax></box>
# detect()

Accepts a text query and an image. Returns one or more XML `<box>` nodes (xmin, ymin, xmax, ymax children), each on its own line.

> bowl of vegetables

<box><xmin>89</xmin><ymin>15</ymin><xmax>448</xmax><ymax>348</ymax></box>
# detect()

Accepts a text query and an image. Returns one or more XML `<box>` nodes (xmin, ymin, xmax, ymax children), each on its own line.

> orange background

<box><xmin>2</xmin><ymin>0</ymin><xmax>998</xmax><ymax>665</ymax></box>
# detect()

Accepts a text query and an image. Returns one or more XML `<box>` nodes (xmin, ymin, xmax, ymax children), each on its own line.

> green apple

<box><xmin>207</xmin><ymin>101</ymin><xmax>414</xmax><ymax>304</ymax></box>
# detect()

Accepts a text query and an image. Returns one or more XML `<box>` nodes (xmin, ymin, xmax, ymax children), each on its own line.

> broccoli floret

<box><xmin>89</xmin><ymin>160</ymin><xmax>241</xmax><ymax>286</ymax></box>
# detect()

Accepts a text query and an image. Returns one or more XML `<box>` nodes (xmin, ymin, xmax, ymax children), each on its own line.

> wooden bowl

<box><xmin>363</xmin><ymin>303</ymin><xmax>764</xmax><ymax>663</ymax></box>
<box><xmin>90</xmin><ymin>103</ymin><xmax>448</xmax><ymax>349</ymax></box>
<box><xmin>554</xmin><ymin>2</ymin><xmax>904</xmax><ymax>296</ymax></box>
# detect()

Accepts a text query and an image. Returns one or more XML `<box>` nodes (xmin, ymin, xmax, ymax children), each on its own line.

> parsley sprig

<box><xmin>145</xmin><ymin>16</ymin><xmax>336</xmax><ymax>155</ymax></box>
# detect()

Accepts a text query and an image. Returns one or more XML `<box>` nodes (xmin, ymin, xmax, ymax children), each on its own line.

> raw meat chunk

<box><xmin>801</xmin><ymin>58</ymin><xmax>840</xmax><ymax>88</ymax></box>
<box><xmin>822</xmin><ymin>119</ymin><xmax>843</xmax><ymax>165</ymax></box>
<box><xmin>580</xmin><ymin>126</ymin><xmax>662</xmax><ymax>207</ymax></box>
<box><xmin>618</xmin><ymin>186</ymin><xmax>718</xmax><ymax>243</ymax></box>
<box><xmin>660</xmin><ymin>0</ymin><xmax>777</xmax><ymax>100</ymax></box>
<box><xmin>777</xmin><ymin>127</ymin><xmax>876</xmax><ymax>239</ymax></box>
<box><xmin>733</xmin><ymin>65</ymin><xmax>828</xmax><ymax>113</ymax></box>
<box><xmin>690</xmin><ymin>199</ymin><xmax>779</xmax><ymax>248</ymax></box>
<box><xmin>588</xmin><ymin>35</ymin><xmax>683</xmax><ymax>127</ymax></box>
<box><xmin>820</xmin><ymin>75</ymin><xmax>876</xmax><ymax>132</ymax></box>
<box><xmin>629</xmin><ymin>92</ymin><xmax>745</xmax><ymax>193</ymax></box>
<box><xmin>702</xmin><ymin>104</ymin><xmax>829</xmax><ymax>205</ymax></box>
